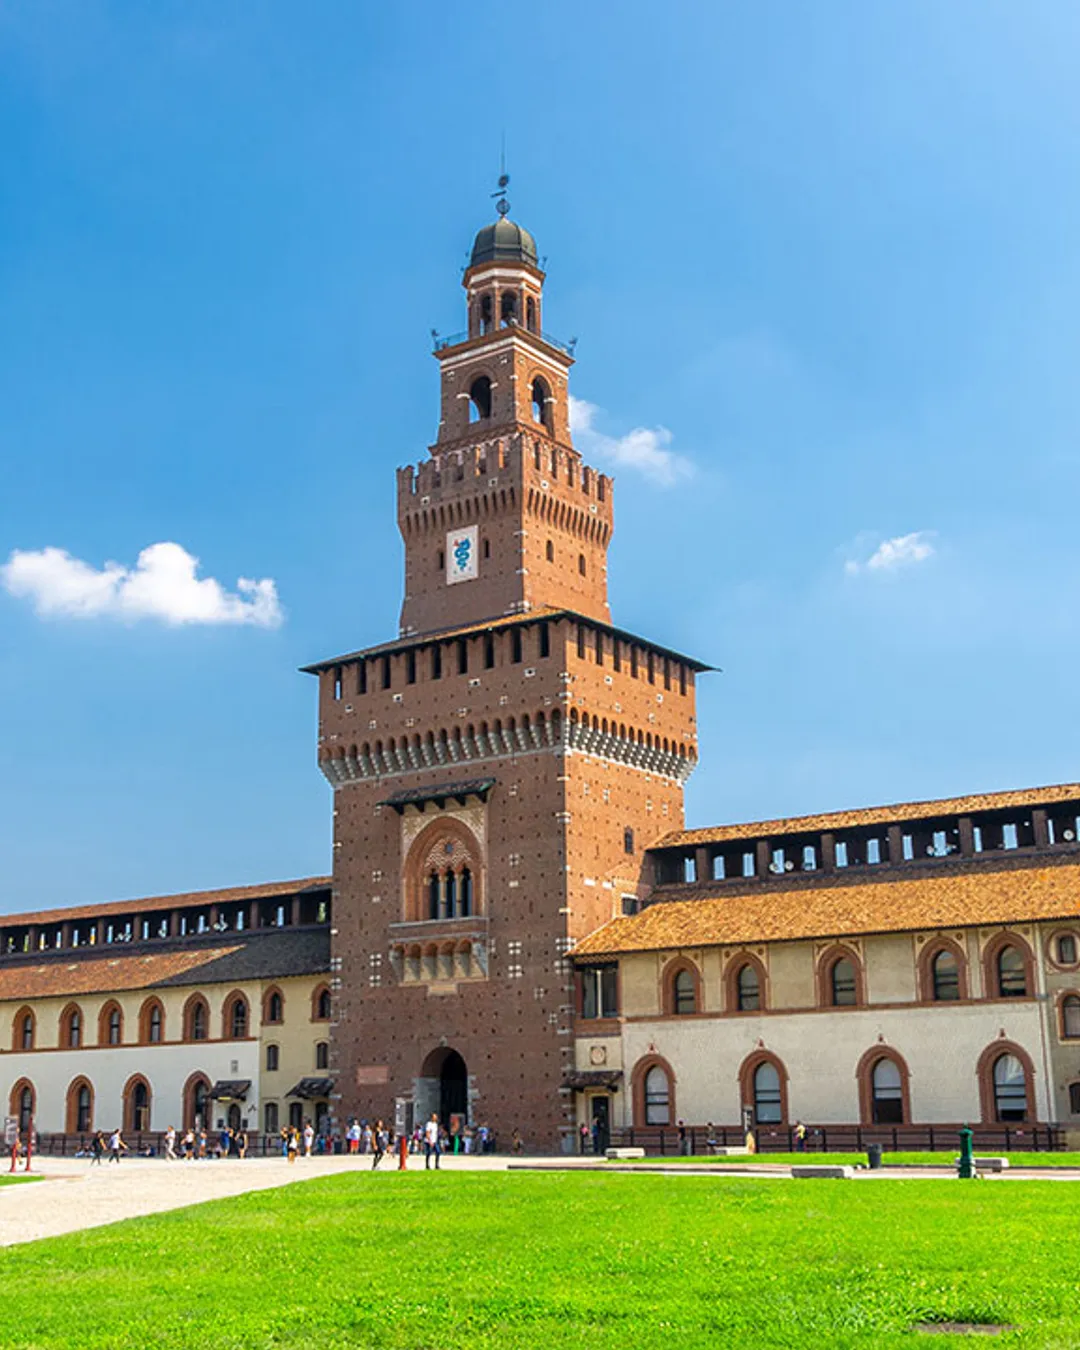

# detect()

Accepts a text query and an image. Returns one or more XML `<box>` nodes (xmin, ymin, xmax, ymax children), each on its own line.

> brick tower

<box><xmin>306</xmin><ymin>194</ymin><xmax>706</xmax><ymax>1150</ymax></box>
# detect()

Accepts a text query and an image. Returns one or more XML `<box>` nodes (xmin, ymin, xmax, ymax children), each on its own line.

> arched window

<box><xmin>264</xmin><ymin>1102</ymin><xmax>279</xmax><ymax>1135</ymax></box>
<box><xmin>313</xmin><ymin>986</ymin><xmax>332</xmax><ymax>1021</ymax></box>
<box><xmin>60</xmin><ymin>1004</ymin><xmax>82</xmax><ymax>1049</ymax></box>
<box><xmin>673</xmin><ymin>968</ymin><xmax>697</xmax><ymax>1015</ymax></box>
<box><xmin>139</xmin><ymin>998</ymin><xmax>164</xmax><ymax>1045</ymax></box>
<box><xmin>224</xmin><ymin>993</ymin><xmax>249</xmax><ymax>1040</ymax></box>
<box><xmin>500</xmin><ymin>290</ymin><xmax>517</xmax><ymax>326</ymax></box>
<box><xmin>992</xmin><ymin>1053</ymin><xmax>1028</xmax><ymax>1121</ymax></box>
<box><xmin>997</xmin><ymin>945</ymin><xmax>1027</xmax><ymax>997</ymax></box>
<box><xmin>66</xmin><ymin>1078</ymin><xmax>94</xmax><ymax>1134</ymax></box>
<box><xmin>124</xmin><ymin>1075</ymin><xmax>152</xmax><ymax>1133</ymax></box>
<box><xmin>469</xmin><ymin>375</ymin><xmax>492</xmax><ymax>422</ymax></box>
<box><xmin>11</xmin><ymin>1080</ymin><xmax>34</xmax><ymax>1132</ymax></box>
<box><xmin>526</xmin><ymin>296</ymin><xmax>537</xmax><ymax>332</ymax></box>
<box><xmin>184</xmin><ymin>995</ymin><xmax>209</xmax><ymax>1042</ymax></box>
<box><xmin>753</xmin><ymin>1062</ymin><xmax>783</xmax><ymax>1123</ymax></box>
<box><xmin>266</xmin><ymin>1044</ymin><xmax>279</xmax><ymax>1072</ymax></box>
<box><xmin>831</xmin><ymin>958</ymin><xmax>858</xmax><ymax>1006</ymax></box>
<box><xmin>644</xmin><ymin>1066</ymin><xmax>671</xmax><ymax>1125</ymax></box>
<box><xmin>264</xmin><ymin>989</ymin><xmax>284</xmax><ymax>1025</ymax></box>
<box><xmin>479</xmin><ymin>292</ymin><xmax>493</xmax><ymax>334</ymax></box>
<box><xmin>1062</xmin><ymin>995</ymin><xmax>1080</xmax><ymax>1040</ymax></box>
<box><xmin>98</xmin><ymin>1002</ymin><xmax>123</xmax><ymax>1047</ymax></box>
<box><xmin>531</xmin><ymin>377</ymin><xmax>551</xmax><ymax>429</ymax></box>
<box><xmin>14</xmin><ymin>1007</ymin><xmax>34</xmax><ymax>1052</ymax></box>
<box><xmin>932</xmin><ymin>950</ymin><xmax>958</xmax><ymax>1000</ymax></box>
<box><xmin>459</xmin><ymin>868</ymin><xmax>473</xmax><ymax>918</ymax></box>
<box><xmin>870</xmin><ymin>1058</ymin><xmax>904</xmax><ymax>1123</ymax></box>
<box><xmin>316</xmin><ymin>1041</ymin><xmax>330</xmax><ymax>1070</ymax></box>
<box><xmin>737</xmin><ymin>964</ymin><xmax>760</xmax><ymax>1012</ymax></box>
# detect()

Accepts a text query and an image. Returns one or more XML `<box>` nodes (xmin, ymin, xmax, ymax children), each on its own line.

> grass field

<box><xmin>624</xmin><ymin>1151</ymin><xmax>1080</xmax><ymax>1168</ymax></box>
<box><xmin>2</xmin><ymin>1172</ymin><xmax>1079</xmax><ymax>1349</ymax></box>
<box><xmin>0</xmin><ymin>1174</ymin><xmax>40</xmax><ymax>1186</ymax></box>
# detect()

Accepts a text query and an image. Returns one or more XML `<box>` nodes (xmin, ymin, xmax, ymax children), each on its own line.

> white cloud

<box><xmin>1</xmin><ymin>541</ymin><xmax>283</xmax><ymax>628</ymax></box>
<box><xmin>569</xmin><ymin>395</ymin><xmax>692</xmax><ymax>486</ymax></box>
<box><xmin>844</xmin><ymin>531</ymin><xmax>936</xmax><ymax>576</ymax></box>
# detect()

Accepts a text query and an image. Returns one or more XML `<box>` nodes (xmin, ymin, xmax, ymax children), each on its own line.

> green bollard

<box><xmin>958</xmin><ymin>1126</ymin><xmax>975</xmax><ymax>1179</ymax></box>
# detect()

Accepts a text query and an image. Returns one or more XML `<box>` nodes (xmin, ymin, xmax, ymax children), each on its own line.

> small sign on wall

<box><xmin>446</xmin><ymin>525</ymin><xmax>479</xmax><ymax>585</ymax></box>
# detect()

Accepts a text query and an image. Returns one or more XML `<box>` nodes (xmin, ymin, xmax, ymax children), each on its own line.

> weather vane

<box><xmin>492</xmin><ymin>138</ymin><xmax>510</xmax><ymax>216</ymax></box>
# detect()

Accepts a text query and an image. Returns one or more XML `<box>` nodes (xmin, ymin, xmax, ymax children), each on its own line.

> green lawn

<box><xmin>0</xmin><ymin>1174</ymin><xmax>40</xmax><ymax>1186</ymax></box>
<box><xmin>2</xmin><ymin>1172</ymin><xmax>1079</xmax><ymax>1348</ymax></box>
<box><xmin>624</xmin><ymin>1150</ymin><xmax>1080</xmax><ymax>1168</ymax></box>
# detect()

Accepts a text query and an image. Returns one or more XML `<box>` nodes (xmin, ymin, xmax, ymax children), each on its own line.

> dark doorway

<box><xmin>227</xmin><ymin>1104</ymin><xmax>241</xmax><ymax>1131</ymax></box>
<box><xmin>590</xmin><ymin>1096</ymin><xmax>611</xmax><ymax>1154</ymax></box>
<box><xmin>440</xmin><ymin>1050</ymin><xmax>468</xmax><ymax>1124</ymax></box>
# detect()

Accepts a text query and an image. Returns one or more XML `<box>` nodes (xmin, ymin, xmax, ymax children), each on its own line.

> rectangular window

<box><xmin>577</xmin><ymin>626</ymin><xmax>587</xmax><ymax>660</ymax></box>
<box><xmin>431</xmin><ymin>645</ymin><xmax>442</xmax><ymax>679</ymax></box>
<box><xmin>406</xmin><ymin>651</ymin><xmax>417</xmax><ymax>684</ymax></box>
<box><xmin>630</xmin><ymin>647</ymin><xmax>638</xmax><ymax>678</ymax></box>
<box><xmin>679</xmin><ymin>664</ymin><xmax>687</xmax><ymax>696</ymax></box>
<box><xmin>621</xmin><ymin>895</ymin><xmax>638</xmax><ymax>916</ymax></box>
<box><xmin>333</xmin><ymin>667</ymin><xmax>342</xmax><ymax>700</ymax></box>
<box><xmin>484</xmin><ymin>635</ymin><xmax>495</xmax><ymax>669</ymax></box>
<box><xmin>511</xmin><ymin>629</ymin><xmax>523</xmax><ymax>664</ymax></box>
<box><xmin>581</xmin><ymin>966</ymin><xmax>618</xmax><ymax>1019</ymax></box>
<box><xmin>1058</xmin><ymin>934</ymin><xmax>1078</xmax><ymax>965</ymax></box>
<box><xmin>647</xmin><ymin>653</ymin><xmax>655</xmax><ymax>684</ymax></box>
<box><xmin>457</xmin><ymin>639</ymin><xmax>469</xmax><ymax>674</ymax></box>
<box><xmin>538</xmin><ymin>623</ymin><xmax>550</xmax><ymax>659</ymax></box>
<box><xmin>595</xmin><ymin>630</ymin><xmax>603</xmax><ymax>666</ymax></box>
<box><xmin>357</xmin><ymin>661</ymin><xmax>367</xmax><ymax>695</ymax></box>
<box><xmin>381</xmin><ymin>656</ymin><xmax>391</xmax><ymax>690</ymax></box>
<box><xmin>663</xmin><ymin>659</ymin><xmax>671</xmax><ymax>691</ymax></box>
<box><xmin>613</xmin><ymin>640</ymin><xmax>621</xmax><ymax>672</ymax></box>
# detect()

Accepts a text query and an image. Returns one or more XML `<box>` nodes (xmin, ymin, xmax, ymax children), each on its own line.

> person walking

<box><xmin>678</xmin><ymin>1119</ymin><xmax>690</xmax><ymax>1157</ymax></box>
<box><xmin>164</xmin><ymin>1125</ymin><xmax>177</xmax><ymax>1161</ymax></box>
<box><xmin>287</xmin><ymin>1127</ymin><xmax>299</xmax><ymax>1164</ymax></box>
<box><xmin>371</xmin><ymin>1120</ymin><xmax>389</xmax><ymax>1170</ymax></box>
<box><xmin>182</xmin><ymin>1128</ymin><xmax>195</xmax><ymax>1161</ymax></box>
<box><xmin>794</xmin><ymin>1121</ymin><xmax>807</xmax><ymax>1153</ymax></box>
<box><xmin>303</xmin><ymin>1120</ymin><xmax>315</xmax><ymax>1158</ymax></box>
<box><xmin>91</xmin><ymin>1131</ymin><xmax>105</xmax><ymax>1165</ymax></box>
<box><xmin>238</xmin><ymin>1127</ymin><xmax>249</xmax><ymax>1160</ymax></box>
<box><xmin>107</xmin><ymin>1128</ymin><xmax>127</xmax><ymax>1163</ymax></box>
<box><xmin>423</xmin><ymin>1113</ymin><xmax>441</xmax><ymax>1169</ymax></box>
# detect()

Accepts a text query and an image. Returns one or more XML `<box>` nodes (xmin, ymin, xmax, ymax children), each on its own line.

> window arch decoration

<box><xmin>662</xmin><ymin>958</ymin><xmax>701</xmax><ymax>1016</ymax></box>
<box><xmin>263</xmin><ymin>986</ymin><xmax>285</xmax><ymax>1025</ymax></box>
<box><xmin>530</xmin><ymin>375</ymin><xmax>552</xmax><ymax>430</ymax></box>
<box><xmin>816</xmin><ymin>944</ymin><xmax>865</xmax><ymax>1008</ymax></box>
<box><xmin>976</xmin><ymin>1040</ymin><xmax>1036</xmax><ymax>1123</ymax></box>
<box><xmin>738</xmin><ymin>1050</ymin><xmax>789</xmax><ymax>1127</ymax></box>
<box><xmin>468</xmin><ymin>374</ymin><xmax>493</xmax><ymax>423</ymax></box>
<box><xmin>403</xmin><ymin>816</ymin><xmax>484</xmax><ymax>924</ymax></box>
<box><xmin>9</xmin><ymin>1078</ymin><xmax>35</xmax><ymax>1132</ymax></box>
<box><xmin>312</xmin><ymin>984</ymin><xmax>332</xmax><ymax>1022</ymax></box>
<box><xmin>12</xmin><ymin>1006</ymin><xmax>35</xmax><ymax>1052</ymax></box>
<box><xmin>1060</xmin><ymin>993</ymin><xmax>1080</xmax><ymax>1041</ymax></box>
<box><xmin>98</xmin><ymin>1001</ymin><xmax>123</xmax><ymax>1047</ymax></box>
<box><xmin>122</xmin><ymin>1074</ymin><xmax>152</xmax><ymax>1133</ymax></box>
<box><xmin>222</xmin><ymin>991</ymin><xmax>250</xmax><ymax>1040</ymax></box>
<box><xmin>183</xmin><ymin>993</ymin><xmax>209</xmax><ymax>1043</ymax></box>
<box><xmin>1048</xmin><ymin>929</ymin><xmax>1080</xmax><ymax>969</ymax></box>
<box><xmin>183</xmin><ymin>1071</ymin><xmax>211</xmax><ymax>1130</ymax></box>
<box><xmin>917</xmin><ymin>937</ymin><xmax>969</xmax><ymax>1003</ymax></box>
<box><xmin>856</xmin><ymin>1046</ymin><xmax>912</xmax><ymax>1126</ymax></box>
<box><xmin>631</xmin><ymin>1054</ymin><xmax>676</xmax><ymax>1128</ymax></box>
<box><xmin>724</xmin><ymin>952</ymin><xmax>767</xmax><ymax>1013</ymax></box>
<box><xmin>982</xmin><ymin>932</ymin><xmax>1035</xmax><ymax>1000</ymax></box>
<box><xmin>138</xmin><ymin>997</ymin><xmax>165</xmax><ymax>1046</ymax></box>
<box><xmin>315</xmin><ymin>1041</ymin><xmax>330</xmax><ymax>1070</ymax></box>
<box><xmin>59</xmin><ymin>1002</ymin><xmax>84</xmax><ymax>1050</ymax></box>
<box><xmin>65</xmin><ymin>1077</ymin><xmax>94</xmax><ymax>1134</ymax></box>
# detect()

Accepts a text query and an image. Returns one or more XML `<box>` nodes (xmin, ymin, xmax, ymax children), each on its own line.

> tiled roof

<box><xmin>302</xmin><ymin>609</ymin><xmax>713</xmax><ymax>674</ymax></box>
<box><xmin>0</xmin><ymin>877</ymin><xmax>331</xmax><ymax>930</ymax></box>
<box><xmin>655</xmin><ymin>783</ymin><xmax>1080</xmax><ymax>849</ymax></box>
<box><xmin>572</xmin><ymin>857</ymin><xmax>1080</xmax><ymax>957</ymax></box>
<box><xmin>0</xmin><ymin>929</ymin><xmax>331</xmax><ymax>1003</ymax></box>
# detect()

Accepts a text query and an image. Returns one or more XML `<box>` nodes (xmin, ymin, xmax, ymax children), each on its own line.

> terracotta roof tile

<box><xmin>573</xmin><ymin>859</ymin><xmax>1080</xmax><ymax>957</ymax></box>
<box><xmin>655</xmin><ymin>782</ymin><xmax>1080</xmax><ymax>849</ymax></box>
<box><xmin>0</xmin><ymin>947</ymin><xmax>234</xmax><ymax>1002</ymax></box>
<box><xmin>0</xmin><ymin>877</ymin><xmax>331</xmax><ymax>930</ymax></box>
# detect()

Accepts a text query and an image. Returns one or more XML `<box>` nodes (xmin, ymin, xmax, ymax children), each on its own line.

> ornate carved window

<box><xmin>404</xmin><ymin>821</ymin><xmax>483</xmax><ymax>924</ymax></box>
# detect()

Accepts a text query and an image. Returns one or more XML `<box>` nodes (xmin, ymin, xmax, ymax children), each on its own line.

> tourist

<box><xmin>423</xmin><ymin>1112</ymin><xmax>441</xmax><ymax>1169</ymax></box>
<box><xmin>511</xmin><ymin>1128</ymin><xmax>524</xmax><ymax>1155</ymax></box>
<box><xmin>91</xmin><ymin>1131</ymin><xmax>105</xmax><ymax>1165</ymax></box>
<box><xmin>591</xmin><ymin>1116</ymin><xmax>602</xmax><ymax>1155</ymax></box>
<box><xmin>361</xmin><ymin>1121</ymin><xmax>373</xmax><ymax>1154</ymax></box>
<box><xmin>579</xmin><ymin>1122</ymin><xmax>590</xmax><ymax>1155</ymax></box>
<box><xmin>347</xmin><ymin>1121</ymin><xmax>360</xmax><ymax>1155</ymax></box>
<box><xmin>182</xmin><ymin>1128</ymin><xmax>196</xmax><ymax>1160</ymax></box>
<box><xmin>372</xmin><ymin>1119</ymin><xmax>389</xmax><ymax>1169</ymax></box>
<box><xmin>107</xmin><ymin>1128</ymin><xmax>127</xmax><ymax>1163</ymax></box>
<box><xmin>705</xmin><ymin>1122</ymin><xmax>718</xmax><ymax>1155</ymax></box>
<box><xmin>238</xmin><ymin>1127</ymin><xmax>249</xmax><ymax>1160</ymax></box>
<box><xmin>219</xmin><ymin>1125</ymin><xmax>231</xmax><ymax>1158</ymax></box>
<box><xmin>678</xmin><ymin>1119</ymin><xmax>689</xmax><ymax>1156</ymax></box>
<box><xmin>794</xmin><ymin>1121</ymin><xmax>807</xmax><ymax>1153</ymax></box>
<box><xmin>303</xmin><ymin>1120</ymin><xmax>315</xmax><ymax>1157</ymax></box>
<box><xmin>197</xmin><ymin>1128</ymin><xmax>208</xmax><ymax>1160</ymax></box>
<box><xmin>287</xmin><ymin>1128</ymin><xmax>299</xmax><ymax>1164</ymax></box>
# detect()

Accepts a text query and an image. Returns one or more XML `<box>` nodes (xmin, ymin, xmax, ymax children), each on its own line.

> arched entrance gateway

<box><xmin>418</xmin><ymin>1047</ymin><xmax>469</xmax><ymax>1129</ymax></box>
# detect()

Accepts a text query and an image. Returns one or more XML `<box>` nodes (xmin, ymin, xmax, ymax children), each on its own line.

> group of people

<box><xmin>87</xmin><ymin>1129</ymin><xmax>129</xmax><ymax>1163</ymax></box>
<box><xmin>162</xmin><ymin>1125</ymin><xmax>250</xmax><ymax>1160</ymax></box>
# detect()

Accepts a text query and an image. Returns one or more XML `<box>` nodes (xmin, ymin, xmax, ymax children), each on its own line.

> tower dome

<box><xmin>469</xmin><ymin>216</ymin><xmax>538</xmax><ymax>269</ymax></box>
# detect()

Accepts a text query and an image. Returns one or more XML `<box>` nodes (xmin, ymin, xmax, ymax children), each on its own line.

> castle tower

<box><xmin>307</xmin><ymin>194</ymin><xmax>706</xmax><ymax>1150</ymax></box>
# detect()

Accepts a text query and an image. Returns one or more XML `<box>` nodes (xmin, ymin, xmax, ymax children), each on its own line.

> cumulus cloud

<box><xmin>845</xmin><ymin>531</ymin><xmax>936</xmax><ymax>576</ymax></box>
<box><xmin>569</xmin><ymin>395</ymin><xmax>692</xmax><ymax>486</ymax></box>
<box><xmin>1</xmin><ymin>541</ymin><xmax>283</xmax><ymax>628</ymax></box>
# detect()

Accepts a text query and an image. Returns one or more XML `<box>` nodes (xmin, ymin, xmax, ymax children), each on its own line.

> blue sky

<box><xmin>2</xmin><ymin>2</ymin><xmax>1080</xmax><ymax>912</ymax></box>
